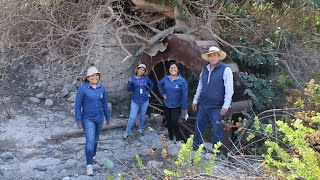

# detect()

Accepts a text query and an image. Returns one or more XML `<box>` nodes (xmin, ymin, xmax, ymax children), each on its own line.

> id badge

<box><xmin>140</xmin><ymin>88</ymin><xmax>143</xmax><ymax>94</ymax></box>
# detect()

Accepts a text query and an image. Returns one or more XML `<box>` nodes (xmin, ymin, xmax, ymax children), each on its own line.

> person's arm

<box><xmin>157</xmin><ymin>77</ymin><xmax>166</xmax><ymax>98</ymax></box>
<box><xmin>181</xmin><ymin>79</ymin><xmax>188</xmax><ymax>111</ymax></box>
<box><xmin>222</xmin><ymin>67</ymin><xmax>234</xmax><ymax>110</ymax></box>
<box><xmin>146</xmin><ymin>77</ymin><xmax>154</xmax><ymax>94</ymax></box>
<box><xmin>75</xmin><ymin>86</ymin><xmax>84</xmax><ymax>125</ymax></box>
<box><xmin>192</xmin><ymin>71</ymin><xmax>203</xmax><ymax>112</ymax></box>
<box><xmin>126</xmin><ymin>75</ymin><xmax>133</xmax><ymax>92</ymax></box>
<box><xmin>192</xmin><ymin>71</ymin><xmax>203</xmax><ymax>104</ymax></box>
<box><xmin>102</xmin><ymin>87</ymin><xmax>110</xmax><ymax>121</ymax></box>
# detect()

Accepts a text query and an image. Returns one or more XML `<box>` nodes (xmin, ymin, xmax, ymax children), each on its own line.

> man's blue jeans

<box><xmin>83</xmin><ymin>119</ymin><xmax>104</xmax><ymax>165</ymax></box>
<box><xmin>125</xmin><ymin>99</ymin><xmax>149</xmax><ymax>134</ymax></box>
<box><xmin>193</xmin><ymin>107</ymin><xmax>223</xmax><ymax>148</ymax></box>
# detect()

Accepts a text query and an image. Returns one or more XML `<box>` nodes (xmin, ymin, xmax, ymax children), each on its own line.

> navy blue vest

<box><xmin>199</xmin><ymin>61</ymin><xmax>227</xmax><ymax>109</ymax></box>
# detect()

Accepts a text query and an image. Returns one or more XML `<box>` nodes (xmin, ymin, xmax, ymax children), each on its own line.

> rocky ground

<box><xmin>0</xmin><ymin>61</ymin><xmax>262</xmax><ymax>180</ymax></box>
<box><xmin>0</xmin><ymin>95</ymin><xmax>182</xmax><ymax>180</ymax></box>
<box><xmin>0</xmin><ymin>95</ymin><xmax>262</xmax><ymax>180</ymax></box>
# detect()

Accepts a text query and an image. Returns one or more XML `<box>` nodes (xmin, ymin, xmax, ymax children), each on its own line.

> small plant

<box><xmin>117</xmin><ymin>173</ymin><xmax>125</xmax><ymax>180</ymax></box>
<box><xmin>174</xmin><ymin>135</ymin><xmax>193</xmax><ymax>167</ymax></box>
<box><xmin>135</xmin><ymin>154</ymin><xmax>145</xmax><ymax>170</ymax></box>
<box><xmin>133</xmin><ymin>134</ymin><xmax>223</xmax><ymax>179</ymax></box>
<box><xmin>203</xmin><ymin>142</ymin><xmax>222</xmax><ymax>174</ymax></box>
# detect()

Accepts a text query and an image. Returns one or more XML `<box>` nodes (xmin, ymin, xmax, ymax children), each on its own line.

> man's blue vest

<box><xmin>199</xmin><ymin>61</ymin><xmax>227</xmax><ymax>109</ymax></box>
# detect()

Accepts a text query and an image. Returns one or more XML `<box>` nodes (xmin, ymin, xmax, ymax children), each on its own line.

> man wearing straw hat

<box><xmin>192</xmin><ymin>46</ymin><xmax>234</xmax><ymax>154</ymax></box>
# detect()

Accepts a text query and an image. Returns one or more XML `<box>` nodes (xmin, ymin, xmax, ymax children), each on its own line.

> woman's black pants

<box><xmin>163</xmin><ymin>105</ymin><xmax>185</xmax><ymax>142</ymax></box>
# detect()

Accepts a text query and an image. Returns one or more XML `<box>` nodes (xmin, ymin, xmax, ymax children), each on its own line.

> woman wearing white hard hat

<box><xmin>123</xmin><ymin>64</ymin><xmax>154</xmax><ymax>139</ymax></box>
<box><xmin>75</xmin><ymin>66</ymin><xmax>111</xmax><ymax>176</ymax></box>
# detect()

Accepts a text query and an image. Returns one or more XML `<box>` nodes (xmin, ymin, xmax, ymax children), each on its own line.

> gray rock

<box><xmin>48</xmin><ymin>113</ymin><xmax>66</xmax><ymax>121</ymax></box>
<box><xmin>64</xmin><ymin>159</ymin><xmax>77</xmax><ymax>167</ymax></box>
<box><xmin>71</xmin><ymin>80</ymin><xmax>79</xmax><ymax>91</ymax></box>
<box><xmin>205</xmin><ymin>153</ymin><xmax>212</xmax><ymax>160</ymax></box>
<box><xmin>45</xmin><ymin>99</ymin><xmax>54</xmax><ymax>107</ymax></box>
<box><xmin>147</xmin><ymin>160</ymin><xmax>163</xmax><ymax>169</ymax></box>
<box><xmin>61</xmin><ymin>88</ymin><xmax>69</xmax><ymax>97</ymax></box>
<box><xmin>29</xmin><ymin>97</ymin><xmax>41</xmax><ymax>104</ymax></box>
<box><xmin>38</xmin><ymin>75</ymin><xmax>45</xmax><ymax>81</ymax></box>
<box><xmin>93</xmin><ymin>164</ymin><xmax>101</xmax><ymax>171</ymax></box>
<box><xmin>62</xmin><ymin>177</ymin><xmax>71</xmax><ymax>180</ymax></box>
<box><xmin>151</xmin><ymin>139</ymin><xmax>160</xmax><ymax>150</ymax></box>
<box><xmin>67</xmin><ymin>93</ymin><xmax>76</xmax><ymax>102</ymax></box>
<box><xmin>63</xmin><ymin>84</ymin><xmax>72</xmax><ymax>91</ymax></box>
<box><xmin>37</xmin><ymin>81</ymin><xmax>47</xmax><ymax>89</ymax></box>
<box><xmin>0</xmin><ymin>158</ymin><xmax>4</xmax><ymax>164</ymax></box>
<box><xmin>47</xmin><ymin>84</ymin><xmax>56</xmax><ymax>93</ymax></box>
<box><xmin>35</xmin><ymin>166</ymin><xmax>47</xmax><ymax>171</ymax></box>
<box><xmin>41</xmin><ymin>148</ymin><xmax>55</xmax><ymax>158</ymax></box>
<box><xmin>54</xmin><ymin>92</ymin><xmax>61</xmax><ymax>98</ymax></box>
<box><xmin>167</xmin><ymin>143</ymin><xmax>180</xmax><ymax>157</ymax></box>
<box><xmin>0</xmin><ymin>152</ymin><xmax>14</xmax><ymax>160</ymax></box>
<box><xmin>36</xmin><ymin>93</ymin><xmax>45</xmax><ymax>99</ymax></box>
<box><xmin>31</xmin><ymin>69</ymin><xmax>42</xmax><ymax>78</ymax></box>
<box><xmin>71</xmin><ymin>175</ymin><xmax>92</xmax><ymax>180</ymax></box>
<box><xmin>99</xmin><ymin>158</ymin><xmax>114</xmax><ymax>169</ymax></box>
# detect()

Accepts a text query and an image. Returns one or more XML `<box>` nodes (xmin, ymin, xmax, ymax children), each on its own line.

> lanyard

<box><xmin>135</xmin><ymin>76</ymin><xmax>144</xmax><ymax>88</ymax></box>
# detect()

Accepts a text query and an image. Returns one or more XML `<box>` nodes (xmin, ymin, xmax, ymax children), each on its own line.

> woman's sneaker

<box><xmin>86</xmin><ymin>164</ymin><xmax>94</xmax><ymax>176</ymax></box>
<box><xmin>123</xmin><ymin>133</ymin><xmax>129</xmax><ymax>139</ymax></box>
<box><xmin>137</xmin><ymin>129</ymin><xmax>144</xmax><ymax>135</ymax></box>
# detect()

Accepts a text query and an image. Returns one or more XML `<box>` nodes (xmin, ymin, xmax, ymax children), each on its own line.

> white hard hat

<box><xmin>86</xmin><ymin>66</ymin><xmax>100</xmax><ymax>77</ymax></box>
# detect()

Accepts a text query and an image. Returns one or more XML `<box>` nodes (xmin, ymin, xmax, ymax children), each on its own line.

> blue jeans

<box><xmin>125</xmin><ymin>100</ymin><xmax>149</xmax><ymax>134</ymax></box>
<box><xmin>83</xmin><ymin>119</ymin><xmax>104</xmax><ymax>165</ymax></box>
<box><xmin>193</xmin><ymin>107</ymin><xmax>223</xmax><ymax>148</ymax></box>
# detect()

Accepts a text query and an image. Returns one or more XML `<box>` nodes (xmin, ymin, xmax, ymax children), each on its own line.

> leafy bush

<box><xmin>240</xmin><ymin>72</ymin><xmax>275</xmax><ymax>111</ymax></box>
<box><xmin>262</xmin><ymin>80</ymin><xmax>320</xmax><ymax>179</ymax></box>
<box><xmin>263</xmin><ymin>120</ymin><xmax>320</xmax><ymax>180</ymax></box>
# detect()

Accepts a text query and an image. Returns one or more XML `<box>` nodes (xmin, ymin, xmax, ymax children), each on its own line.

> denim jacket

<box><xmin>75</xmin><ymin>82</ymin><xmax>110</xmax><ymax>125</ymax></box>
<box><xmin>158</xmin><ymin>75</ymin><xmax>188</xmax><ymax>110</ymax></box>
<box><xmin>127</xmin><ymin>75</ymin><xmax>154</xmax><ymax>104</ymax></box>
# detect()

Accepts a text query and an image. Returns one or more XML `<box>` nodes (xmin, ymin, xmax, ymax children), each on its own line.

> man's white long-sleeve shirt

<box><xmin>192</xmin><ymin>63</ymin><xmax>234</xmax><ymax>110</ymax></box>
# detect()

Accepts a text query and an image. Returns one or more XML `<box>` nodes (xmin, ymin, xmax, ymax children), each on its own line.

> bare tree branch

<box><xmin>131</xmin><ymin>0</ymin><xmax>174</xmax><ymax>19</ymax></box>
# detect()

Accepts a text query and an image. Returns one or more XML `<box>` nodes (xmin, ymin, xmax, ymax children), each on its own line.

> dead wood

<box><xmin>0</xmin><ymin>95</ymin><xmax>11</xmax><ymax>119</ymax></box>
<box><xmin>51</xmin><ymin>117</ymin><xmax>157</xmax><ymax>140</ymax></box>
<box><xmin>51</xmin><ymin>121</ymin><xmax>127</xmax><ymax>140</ymax></box>
<box><xmin>131</xmin><ymin>0</ymin><xmax>174</xmax><ymax>19</ymax></box>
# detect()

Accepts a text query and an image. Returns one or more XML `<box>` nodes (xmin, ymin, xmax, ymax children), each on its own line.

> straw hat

<box><xmin>136</xmin><ymin>64</ymin><xmax>148</xmax><ymax>75</ymax></box>
<box><xmin>201</xmin><ymin>46</ymin><xmax>226</xmax><ymax>61</ymax></box>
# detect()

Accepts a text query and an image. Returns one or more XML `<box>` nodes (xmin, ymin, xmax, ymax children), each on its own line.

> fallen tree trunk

<box><xmin>51</xmin><ymin>117</ymin><xmax>157</xmax><ymax>140</ymax></box>
<box><xmin>51</xmin><ymin>121</ymin><xmax>127</xmax><ymax>140</ymax></box>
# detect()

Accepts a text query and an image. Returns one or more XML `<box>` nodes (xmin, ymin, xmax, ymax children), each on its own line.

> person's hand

<box><xmin>220</xmin><ymin>108</ymin><xmax>228</xmax><ymax>116</ymax></box>
<box><xmin>128</xmin><ymin>77</ymin><xmax>132</xmax><ymax>82</ymax></box>
<box><xmin>192</xmin><ymin>103</ymin><xmax>198</xmax><ymax>112</ymax></box>
<box><xmin>163</xmin><ymin>94</ymin><xmax>167</xmax><ymax>99</ymax></box>
<box><xmin>77</xmin><ymin>124</ymin><xmax>83</xmax><ymax>129</ymax></box>
<box><xmin>181</xmin><ymin>109</ymin><xmax>188</xmax><ymax>114</ymax></box>
<box><xmin>106</xmin><ymin>120</ymin><xmax>110</xmax><ymax>127</ymax></box>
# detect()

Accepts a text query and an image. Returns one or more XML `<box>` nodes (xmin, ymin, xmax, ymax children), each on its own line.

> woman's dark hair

<box><xmin>84</xmin><ymin>74</ymin><xmax>101</xmax><ymax>82</ymax></box>
<box><xmin>135</xmin><ymin>67</ymin><xmax>146</xmax><ymax>76</ymax></box>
